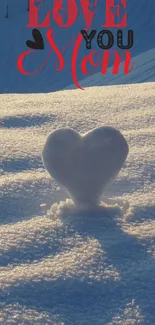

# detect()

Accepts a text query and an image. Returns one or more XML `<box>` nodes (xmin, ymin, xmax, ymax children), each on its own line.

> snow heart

<box><xmin>42</xmin><ymin>127</ymin><xmax>129</xmax><ymax>208</ymax></box>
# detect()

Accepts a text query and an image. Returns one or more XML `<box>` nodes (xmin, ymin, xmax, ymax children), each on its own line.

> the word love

<box><xmin>28</xmin><ymin>0</ymin><xmax>127</xmax><ymax>29</ymax></box>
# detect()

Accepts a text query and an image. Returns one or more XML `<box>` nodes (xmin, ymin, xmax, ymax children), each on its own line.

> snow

<box><xmin>66</xmin><ymin>47</ymin><xmax>155</xmax><ymax>90</ymax></box>
<box><xmin>0</xmin><ymin>2</ymin><xmax>155</xmax><ymax>323</ymax></box>
<box><xmin>42</xmin><ymin>127</ymin><xmax>129</xmax><ymax>208</ymax></box>
<box><xmin>0</xmin><ymin>82</ymin><xmax>155</xmax><ymax>324</ymax></box>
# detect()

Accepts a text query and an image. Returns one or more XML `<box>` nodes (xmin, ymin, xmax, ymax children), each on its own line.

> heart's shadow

<box><xmin>3</xmin><ymin>202</ymin><xmax>155</xmax><ymax>324</ymax></box>
<box><xmin>58</xmin><ymin>201</ymin><xmax>147</xmax><ymax>266</ymax></box>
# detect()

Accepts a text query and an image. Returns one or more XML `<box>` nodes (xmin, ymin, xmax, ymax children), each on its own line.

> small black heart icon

<box><xmin>26</xmin><ymin>29</ymin><xmax>44</xmax><ymax>50</ymax></box>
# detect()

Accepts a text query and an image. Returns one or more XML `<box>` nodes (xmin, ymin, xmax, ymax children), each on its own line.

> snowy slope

<box><xmin>67</xmin><ymin>47</ymin><xmax>155</xmax><ymax>89</ymax></box>
<box><xmin>0</xmin><ymin>0</ymin><xmax>155</xmax><ymax>93</ymax></box>
<box><xmin>0</xmin><ymin>82</ymin><xmax>155</xmax><ymax>324</ymax></box>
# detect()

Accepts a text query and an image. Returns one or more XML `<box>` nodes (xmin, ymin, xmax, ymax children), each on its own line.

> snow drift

<box><xmin>0</xmin><ymin>82</ymin><xmax>155</xmax><ymax>324</ymax></box>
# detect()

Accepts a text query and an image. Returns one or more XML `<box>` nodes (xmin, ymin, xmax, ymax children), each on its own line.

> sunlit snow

<box><xmin>0</xmin><ymin>83</ymin><xmax>155</xmax><ymax>324</ymax></box>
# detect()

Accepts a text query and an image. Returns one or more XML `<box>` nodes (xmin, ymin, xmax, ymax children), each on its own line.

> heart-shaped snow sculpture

<box><xmin>42</xmin><ymin>127</ymin><xmax>129</xmax><ymax>207</ymax></box>
<box><xmin>26</xmin><ymin>29</ymin><xmax>44</xmax><ymax>50</ymax></box>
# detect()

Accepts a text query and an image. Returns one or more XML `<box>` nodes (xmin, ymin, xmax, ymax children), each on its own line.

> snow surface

<box><xmin>0</xmin><ymin>0</ymin><xmax>155</xmax><ymax>93</ymax></box>
<box><xmin>0</xmin><ymin>82</ymin><xmax>155</xmax><ymax>324</ymax></box>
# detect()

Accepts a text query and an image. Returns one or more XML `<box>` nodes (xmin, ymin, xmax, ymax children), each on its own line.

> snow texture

<box><xmin>0</xmin><ymin>82</ymin><xmax>155</xmax><ymax>324</ymax></box>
